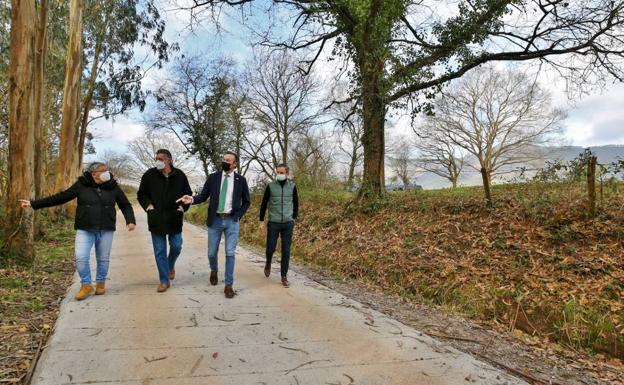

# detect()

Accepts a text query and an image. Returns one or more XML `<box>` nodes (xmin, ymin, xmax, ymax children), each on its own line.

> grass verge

<box><xmin>187</xmin><ymin>181</ymin><xmax>624</xmax><ymax>360</ymax></box>
<box><xmin>0</xmin><ymin>215</ymin><xmax>75</xmax><ymax>384</ymax></box>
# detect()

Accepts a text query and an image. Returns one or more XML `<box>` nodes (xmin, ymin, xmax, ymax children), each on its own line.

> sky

<box><xmin>88</xmin><ymin>1</ymin><xmax>624</xmax><ymax>162</ymax></box>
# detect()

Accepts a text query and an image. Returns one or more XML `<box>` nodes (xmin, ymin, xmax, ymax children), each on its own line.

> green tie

<box><xmin>218</xmin><ymin>174</ymin><xmax>229</xmax><ymax>212</ymax></box>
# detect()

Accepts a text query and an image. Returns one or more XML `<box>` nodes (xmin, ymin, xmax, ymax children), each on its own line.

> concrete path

<box><xmin>31</xmin><ymin>210</ymin><xmax>528</xmax><ymax>385</ymax></box>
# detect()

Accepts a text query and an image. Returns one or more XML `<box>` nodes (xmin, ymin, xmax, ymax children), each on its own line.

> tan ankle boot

<box><xmin>75</xmin><ymin>284</ymin><xmax>94</xmax><ymax>300</ymax></box>
<box><xmin>95</xmin><ymin>282</ymin><xmax>106</xmax><ymax>295</ymax></box>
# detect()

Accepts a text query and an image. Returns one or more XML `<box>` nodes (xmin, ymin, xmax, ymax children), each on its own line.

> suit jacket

<box><xmin>193</xmin><ymin>171</ymin><xmax>251</xmax><ymax>226</ymax></box>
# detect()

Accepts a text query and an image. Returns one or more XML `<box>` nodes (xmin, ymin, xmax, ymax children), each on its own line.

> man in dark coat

<box><xmin>177</xmin><ymin>151</ymin><xmax>250</xmax><ymax>298</ymax></box>
<box><xmin>137</xmin><ymin>149</ymin><xmax>192</xmax><ymax>292</ymax></box>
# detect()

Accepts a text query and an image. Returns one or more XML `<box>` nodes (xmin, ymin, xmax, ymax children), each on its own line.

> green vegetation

<box><xmin>0</xmin><ymin>213</ymin><xmax>75</xmax><ymax>382</ymax></box>
<box><xmin>186</xmin><ymin>181</ymin><xmax>624</xmax><ymax>358</ymax></box>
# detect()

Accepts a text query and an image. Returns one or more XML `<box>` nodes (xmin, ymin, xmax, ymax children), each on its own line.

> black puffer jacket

<box><xmin>137</xmin><ymin>167</ymin><xmax>192</xmax><ymax>235</ymax></box>
<box><xmin>31</xmin><ymin>173</ymin><xmax>136</xmax><ymax>231</ymax></box>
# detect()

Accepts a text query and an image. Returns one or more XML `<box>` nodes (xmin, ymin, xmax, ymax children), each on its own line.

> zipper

<box><xmin>95</xmin><ymin>186</ymin><xmax>104</xmax><ymax>230</ymax></box>
<box><xmin>281</xmin><ymin>183</ymin><xmax>284</xmax><ymax>223</ymax></box>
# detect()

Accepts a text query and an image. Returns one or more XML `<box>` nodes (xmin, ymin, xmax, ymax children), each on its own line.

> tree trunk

<box><xmin>77</xmin><ymin>37</ymin><xmax>102</xmax><ymax>171</ymax></box>
<box><xmin>587</xmin><ymin>156</ymin><xmax>597</xmax><ymax>217</ymax></box>
<box><xmin>52</xmin><ymin>0</ymin><xmax>83</xmax><ymax>219</ymax></box>
<box><xmin>347</xmin><ymin>150</ymin><xmax>357</xmax><ymax>189</ymax></box>
<box><xmin>480</xmin><ymin>167</ymin><xmax>493</xmax><ymax>206</ymax></box>
<box><xmin>4</xmin><ymin>0</ymin><xmax>37</xmax><ymax>263</ymax></box>
<box><xmin>33</xmin><ymin>0</ymin><xmax>48</xmax><ymax>200</ymax></box>
<box><xmin>359</xmin><ymin>67</ymin><xmax>386</xmax><ymax>199</ymax></box>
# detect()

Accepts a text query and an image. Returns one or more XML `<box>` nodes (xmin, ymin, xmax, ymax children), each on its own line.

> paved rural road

<box><xmin>30</xmin><ymin>208</ymin><xmax>528</xmax><ymax>385</ymax></box>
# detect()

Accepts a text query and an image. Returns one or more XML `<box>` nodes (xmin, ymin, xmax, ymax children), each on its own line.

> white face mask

<box><xmin>99</xmin><ymin>171</ymin><xmax>111</xmax><ymax>182</ymax></box>
<box><xmin>155</xmin><ymin>160</ymin><xmax>165</xmax><ymax>170</ymax></box>
<box><xmin>276</xmin><ymin>174</ymin><xmax>287</xmax><ymax>182</ymax></box>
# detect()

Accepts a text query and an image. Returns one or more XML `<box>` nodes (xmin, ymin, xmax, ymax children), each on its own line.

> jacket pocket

<box><xmin>171</xmin><ymin>209</ymin><xmax>184</xmax><ymax>231</ymax></box>
<box><xmin>104</xmin><ymin>206</ymin><xmax>116</xmax><ymax>223</ymax></box>
<box><xmin>147</xmin><ymin>209</ymin><xmax>160</xmax><ymax>230</ymax></box>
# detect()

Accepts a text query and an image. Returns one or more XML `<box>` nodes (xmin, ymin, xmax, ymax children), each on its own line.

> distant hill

<box><xmin>544</xmin><ymin>145</ymin><xmax>624</xmax><ymax>164</ymax></box>
<box><xmin>408</xmin><ymin>145</ymin><xmax>624</xmax><ymax>190</ymax></box>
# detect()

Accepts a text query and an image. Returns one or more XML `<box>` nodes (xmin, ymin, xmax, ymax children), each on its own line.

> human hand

<box><xmin>19</xmin><ymin>199</ymin><xmax>31</xmax><ymax>209</ymax></box>
<box><xmin>176</xmin><ymin>195</ymin><xmax>193</xmax><ymax>205</ymax></box>
<box><xmin>177</xmin><ymin>206</ymin><xmax>184</xmax><ymax>212</ymax></box>
<box><xmin>127</xmin><ymin>223</ymin><xmax>136</xmax><ymax>231</ymax></box>
<box><xmin>146</xmin><ymin>204</ymin><xmax>154</xmax><ymax>211</ymax></box>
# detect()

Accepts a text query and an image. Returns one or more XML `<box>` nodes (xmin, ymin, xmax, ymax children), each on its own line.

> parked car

<box><xmin>385</xmin><ymin>182</ymin><xmax>423</xmax><ymax>191</ymax></box>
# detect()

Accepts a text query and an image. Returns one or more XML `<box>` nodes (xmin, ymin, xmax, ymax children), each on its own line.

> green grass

<box><xmin>183</xmin><ymin>182</ymin><xmax>624</xmax><ymax>359</ymax></box>
<box><xmin>0</xmin><ymin>214</ymin><xmax>75</xmax><ymax>319</ymax></box>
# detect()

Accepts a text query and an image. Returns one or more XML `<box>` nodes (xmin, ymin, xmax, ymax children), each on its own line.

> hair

<box><xmin>224</xmin><ymin>151</ymin><xmax>239</xmax><ymax>163</ymax></box>
<box><xmin>86</xmin><ymin>162</ymin><xmax>106</xmax><ymax>173</ymax></box>
<box><xmin>156</xmin><ymin>149</ymin><xmax>172</xmax><ymax>161</ymax></box>
<box><xmin>276</xmin><ymin>163</ymin><xmax>289</xmax><ymax>172</ymax></box>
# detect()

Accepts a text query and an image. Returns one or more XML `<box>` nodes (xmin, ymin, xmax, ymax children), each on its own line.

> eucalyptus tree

<box><xmin>4</xmin><ymin>0</ymin><xmax>37</xmax><ymax>262</ymax></box>
<box><xmin>53</xmin><ymin>0</ymin><xmax>174</xmax><ymax>212</ymax></box>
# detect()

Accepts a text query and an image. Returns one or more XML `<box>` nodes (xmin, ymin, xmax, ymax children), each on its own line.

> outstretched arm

<box><xmin>27</xmin><ymin>182</ymin><xmax>80</xmax><ymax>210</ymax></box>
<box><xmin>177</xmin><ymin>177</ymin><xmax>211</xmax><ymax>205</ymax></box>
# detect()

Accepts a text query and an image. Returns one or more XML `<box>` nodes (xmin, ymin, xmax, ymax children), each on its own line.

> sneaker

<box><xmin>264</xmin><ymin>265</ymin><xmax>271</xmax><ymax>277</ymax></box>
<box><xmin>169</xmin><ymin>269</ymin><xmax>175</xmax><ymax>280</ymax></box>
<box><xmin>157</xmin><ymin>283</ymin><xmax>170</xmax><ymax>293</ymax></box>
<box><xmin>224</xmin><ymin>285</ymin><xmax>235</xmax><ymax>298</ymax></box>
<box><xmin>95</xmin><ymin>282</ymin><xmax>106</xmax><ymax>295</ymax></box>
<box><xmin>281</xmin><ymin>277</ymin><xmax>290</xmax><ymax>288</ymax></box>
<box><xmin>75</xmin><ymin>284</ymin><xmax>94</xmax><ymax>300</ymax></box>
<box><xmin>210</xmin><ymin>271</ymin><xmax>218</xmax><ymax>286</ymax></box>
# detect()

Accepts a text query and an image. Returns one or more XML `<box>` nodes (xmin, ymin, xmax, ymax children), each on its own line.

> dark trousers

<box><xmin>266</xmin><ymin>221</ymin><xmax>294</xmax><ymax>278</ymax></box>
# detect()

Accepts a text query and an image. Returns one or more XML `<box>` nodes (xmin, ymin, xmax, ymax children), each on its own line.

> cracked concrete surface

<box><xmin>30</xmin><ymin>211</ymin><xmax>528</xmax><ymax>385</ymax></box>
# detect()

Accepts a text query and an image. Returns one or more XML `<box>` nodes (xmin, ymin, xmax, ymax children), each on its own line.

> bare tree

<box><xmin>244</xmin><ymin>49</ymin><xmax>322</xmax><ymax>178</ymax></box>
<box><xmin>226</xmin><ymin>87</ymin><xmax>255</xmax><ymax>176</ymax></box>
<box><xmin>147</xmin><ymin>56</ymin><xmax>239</xmax><ymax>178</ymax></box>
<box><xmin>387</xmin><ymin>137</ymin><xmax>417</xmax><ymax>189</ymax></box>
<box><xmin>98</xmin><ymin>150</ymin><xmax>135</xmax><ymax>184</ymax></box>
<box><xmin>424</xmin><ymin>66</ymin><xmax>565</xmax><ymax>205</ymax></box>
<box><xmin>290</xmin><ymin>134</ymin><xmax>334</xmax><ymax>189</ymax></box>
<box><xmin>127</xmin><ymin>130</ymin><xmax>196</xmax><ymax>176</ymax></box>
<box><xmin>329</xmin><ymin>83</ymin><xmax>363</xmax><ymax>189</ymax></box>
<box><xmin>413</xmin><ymin>124</ymin><xmax>465</xmax><ymax>189</ymax></box>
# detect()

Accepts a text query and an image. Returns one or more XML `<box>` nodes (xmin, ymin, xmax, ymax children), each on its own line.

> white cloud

<box><xmin>89</xmin><ymin>114</ymin><xmax>146</xmax><ymax>155</ymax></box>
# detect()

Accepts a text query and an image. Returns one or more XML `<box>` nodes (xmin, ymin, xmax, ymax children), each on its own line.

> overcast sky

<box><xmin>88</xmin><ymin>2</ymin><xmax>624</xmax><ymax>160</ymax></box>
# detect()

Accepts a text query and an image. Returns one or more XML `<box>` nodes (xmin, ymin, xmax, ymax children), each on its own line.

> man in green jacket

<box><xmin>259</xmin><ymin>163</ymin><xmax>299</xmax><ymax>287</ymax></box>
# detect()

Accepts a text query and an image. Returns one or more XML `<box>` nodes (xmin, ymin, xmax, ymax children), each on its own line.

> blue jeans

<box><xmin>150</xmin><ymin>233</ymin><xmax>183</xmax><ymax>284</ymax></box>
<box><xmin>74</xmin><ymin>229</ymin><xmax>115</xmax><ymax>284</ymax></box>
<box><xmin>208</xmin><ymin>216</ymin><xmax>239</xmax><ymax>286</ymax></box>
<box><xmin>266</xmin><ymin>221</ymin><xmax>295</xmax><ymax>278</ymax></box>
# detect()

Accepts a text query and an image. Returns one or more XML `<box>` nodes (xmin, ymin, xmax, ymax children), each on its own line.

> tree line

<box><xmin>1</xmin><ymin>0</ymin><xmax>172</xmax><ymax>263</ymax></box>
<box><xmin>5</xmin><ymin>0</ymin><xmax>624</xmax><ymax>263</ymax></box>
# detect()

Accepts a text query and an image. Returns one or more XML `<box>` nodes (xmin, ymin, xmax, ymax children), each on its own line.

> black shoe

<box><xmin>264</xmin><ymin>265</ymin><xmax>271</xmax><ymax>277</ymax></box>
<box><xmin>224</xmin><ymin>285</ymin><xmax>235</xmax><ymax>298</ymax></box>
<box><xmin>210</xmin><ymin>271</ymin><xmax>218</xmax><ymax>286</ymax></box>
